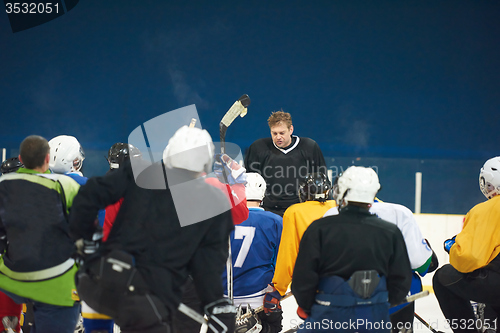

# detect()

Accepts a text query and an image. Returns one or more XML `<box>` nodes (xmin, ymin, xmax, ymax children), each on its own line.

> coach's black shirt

<box><xmin>244</xmin><ymin>135</ymin><xmax>326</xmax><ymax>210</ymax></box>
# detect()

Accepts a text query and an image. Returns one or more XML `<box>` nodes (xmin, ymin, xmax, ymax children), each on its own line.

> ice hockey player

<box><xmin>324</xmin><ymin>176</ymin><xmax>438</xmax><ymax>332</ymax></box>
<box><xmin>48</xmin><ymin>135</ymin><xmax>106</xmax><ymax>226</ymax></box>
<box><xmin>69</xmin><ymin>125</ymin><xmax>236</xmax><ymax>333</ymax></box>
<box><xmin>48</xmin><ymin>135</ymin><xmax>87</xmax><ymax>184</ymax></box>
<box><xmin>0</xmin><ymin>135</ymin><xmax>81</xmax><ymax>333</ymax></box>
<box><xmin>106</xmin><ymin>142</ymin><xmax>142</xmax><ymax>171</ymax></box>
<box><xmin>244</xmin><ymin>110</ymin><xmax>327</xmax><ymax>216</ymax></box>
<box><xmin>173</xmin><ymin>152</ymin><xmax>249</xmax><ymax>333</ymax></box>
<box><xmin>48</xmin><ymin>135</ymin><xmax>113</xmax><ymax>333</ymax></box>
<box><xmin>223</xmin><ymin>172</ymin><xmax>283</xmax><ymax>333</ymax></box>
<box><xmin>433</xmin><ymin>156</ymin><xmax>500</xmax><ymax>333</ymax></box>
<box><xmin>103</xmin><ymin>143</ymin><xmax>248</xmax><ymax>333</ymax></box>
<box><xmin>263</xmin><ymin>172</ymin><xmax>336</xmax><ymax>319</ymax></box>
<box><xmin>102</xmin><ymin>142</ymin><xmax>142</xmax><ymax>241</ymax></box>
<box><xmin>0</xmin><ymin>157</ymin><xmax>25</xmax><ymax>333</ymax></box>
<box><xmin>291</xmin><ymin>166</ymin><xmax>412</xmax><ymax>333</ymax></box>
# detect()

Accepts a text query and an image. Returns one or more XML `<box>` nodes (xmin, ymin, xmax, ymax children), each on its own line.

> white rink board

<box><xmin>413</xmin><ymin>213</ymin><xmax>464</xmax><ymax>289</ymax></box>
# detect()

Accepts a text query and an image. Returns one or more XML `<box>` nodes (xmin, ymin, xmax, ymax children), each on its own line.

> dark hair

<box><xmin>19</xmin><ymin>135</ymin><xmax>50</xmax><ymax>169</ymax></box>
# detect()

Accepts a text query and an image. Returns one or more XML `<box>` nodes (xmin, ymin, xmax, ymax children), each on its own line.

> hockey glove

<box><xmin>263</xmin><ymin>284</ymin><xmax>282</xmax><ymax>315</ymax></box>
<box><xmin>204</xmin><ymin>298</ymin><xmax>237</xmax><ymax>333</ymax></box>
<box><xmin>444</xmin><ymin>235</ymin><xmax>456</xmax><ymax>254</ymax></box>
<box><xmin>425</xmin><ymin>238</ymin><xmax>439</xmax><ymax>273</ymax></box>
<box><xmin>75</xmin><ymin>229</ymin><xmax>104</xmax><ymax>257</ymax></box>
<box><xmin>214</xmin><ymin>154</ymin><xmax>247</xmax><ymax>185</ymax></box>
<box><xmin>258</xmin><ymin>309</ymin><xmax>283</xmax><ymax>333</ymax></box>
<box><xmin>297</xmin><ymin>307</ymin><xmax>309</xmax><ymax>320</ymax></box>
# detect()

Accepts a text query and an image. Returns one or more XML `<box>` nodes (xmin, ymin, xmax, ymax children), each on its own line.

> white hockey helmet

<box><xmin>163</xmin><ymin>125</ymin><xmax>214</xmax><ymax>173</ymax></box>
<box><xmin>48</xmin><ymin>135</ymin><xmax>85</xmax><ymax>174</ymax></box>
<box><xmin>245</xmin><ymin>173</ymin><xmax>267</xmax><ymax>201</ymax></box>
<box><xmin>479</xmin><ymin>156</ymin><xmax>500</xmax><ymax>199</ymax></box>
<box><xmin>337</xmin><ymin>166</ymin><xmax>380</xmax><ymax>205</ymax></box>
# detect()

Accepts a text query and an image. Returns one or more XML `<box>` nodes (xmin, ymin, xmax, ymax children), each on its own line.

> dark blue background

<box><xmin>1</xmin><ymin>1</ymin><xmax>499</xmax><ymax>214</ymax></box>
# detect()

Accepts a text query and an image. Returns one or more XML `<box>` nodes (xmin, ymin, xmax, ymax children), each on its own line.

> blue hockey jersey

<box><xmin>222</xmin><ymin>208</ymin><xmax>282</xmax><ymax>300</ymax></box>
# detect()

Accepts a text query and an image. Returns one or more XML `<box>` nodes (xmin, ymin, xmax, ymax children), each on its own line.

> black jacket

<box><xmin>0</xmin><ymin>170</ymin><xmax>79</xmax><ymax>272</ymax></box>
<box><xmin>291</xmin><ymin>205</ymin><xmax>412</xmax><ymax>311</ymax></box>
<box><xmin>69</xmin><ymin>160</ymin><xmax>234</xmax><ymax>312</ymax></box>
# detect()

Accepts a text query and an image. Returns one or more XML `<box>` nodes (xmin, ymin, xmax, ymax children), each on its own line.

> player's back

<box><xmin>222</xmin><ymin>208</ymin><xmax>282</xmax><ymax>306</ymax></box>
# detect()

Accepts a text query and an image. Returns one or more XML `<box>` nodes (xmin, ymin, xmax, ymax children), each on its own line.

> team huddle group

<box><xmin>0</xmin><ymin>110</ymin><xmax>499</xmax><ymax>333</ymax></box>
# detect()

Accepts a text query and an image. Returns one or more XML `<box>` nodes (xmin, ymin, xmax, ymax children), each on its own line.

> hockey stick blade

<box><xmin>220</xmin><ymin>94</ymin><xmax>250</xmax><ymax>154</ymax></box>
<box><xmin>220</xmin><ymin>94</ymin><xmax>250</xmax><ymax>128</ymax></box>
<box><xmin>392</xmin><ymin>290</ymin><xmax>429</xmax><ymax>307</ymax></box>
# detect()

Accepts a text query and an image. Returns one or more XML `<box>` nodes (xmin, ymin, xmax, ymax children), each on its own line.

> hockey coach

<box><xmin>244</xmin><ymin>110</ymin><xmax>326</xmax><ymax>216</ymax></box>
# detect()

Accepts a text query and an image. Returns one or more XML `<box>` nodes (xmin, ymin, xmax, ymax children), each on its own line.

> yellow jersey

<box><xmin>272</xmin><ymin>200</ymin><xmax>337</xmax><ymax>296</ymax></box>
<box><xmin>451</xmin><ymin>195</ymin><xmax>500</xmax><ymax>273</ymax></box>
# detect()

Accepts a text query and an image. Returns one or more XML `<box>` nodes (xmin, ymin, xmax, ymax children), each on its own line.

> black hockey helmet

<box><xmin>1</xmin><ymin>157</ymin><xmax>24</xmax><ymax>174</ymax></box>
<box><xmin>107</xmin><ymin>143</ymin><xmax>142</xmax><ymax>169</ymax></box>
<box><xmin>298</xmin><ymin>172</ymin><xmax>332</xmax><ymax>203</ymax></box>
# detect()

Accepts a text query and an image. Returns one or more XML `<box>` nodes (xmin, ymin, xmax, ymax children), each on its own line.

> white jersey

<box><xmin>324</xmin><ymin>201</ymin><xmax>432</xmax><ymax>271</ymax></box>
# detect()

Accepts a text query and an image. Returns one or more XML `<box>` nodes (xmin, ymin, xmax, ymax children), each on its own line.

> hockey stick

<box><xmin>218</xmin><ymin>94</ymin><xmax>250</xmax><ymax>302</ymax></box>
<box><xmin>227</xmin><ymin>238</ymin><xmax>233</xmax><ymax>301</ymax></box>
<box><xmin>394</xmin><ymin>289</ymin><xmax>429</xmax><ymax>307</ymax></box>
<box><xmin>414</xmin><ymin>312</ymin><xmax>445</xmax><ymax>333</ymax></box>
<box><xmin>178</xmin><ymin>303</ymin><xmax>206</xmax><ymax>325</ymax></box>
<box><xmin>189</xmin><ymin>118</ymin><xmax>197</xmax><ymax>128</ymax></box>
<box><xmin>219</xmin><ymin>94</ymin><xmax>250</xmax><ymax>154</ymax></box>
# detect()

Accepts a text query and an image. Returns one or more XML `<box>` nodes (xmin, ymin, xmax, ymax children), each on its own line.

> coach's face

<box><xmin>270</xmin><ymin>122</ymin><xmax>293</xmax><ymax>148</ymax></box>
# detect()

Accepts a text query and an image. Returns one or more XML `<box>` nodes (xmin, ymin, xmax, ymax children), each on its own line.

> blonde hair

<box><xmin>267</xmin><ymin>110</ymin><xmax>292</xmax><ymax>129</ymax></box>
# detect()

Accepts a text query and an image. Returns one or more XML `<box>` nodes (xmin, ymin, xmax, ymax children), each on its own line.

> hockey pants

<box><xmin>298</xmin><ymin>271</ymin><xmax>390</xmax><ymax>333</ymax></box>
<box><xmin>433</xmin><ymin>262</ymin><xmax>500</xmax><ymax>333</ymax></box>
<box><xmin>76</xmin><ymin>250</ymin><xmax>171</xmax><ymax>333</ymax></box>
<box><xmin>389</xmin><ymin>272</ymin><xmax>422</xmax><ymax>332</ymax></box>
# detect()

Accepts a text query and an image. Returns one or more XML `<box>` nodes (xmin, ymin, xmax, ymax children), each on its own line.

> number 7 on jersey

<box><xmin>233</xmin><ymin>226</ymin><xmax>256</xmax><ymax>267</ymax></box>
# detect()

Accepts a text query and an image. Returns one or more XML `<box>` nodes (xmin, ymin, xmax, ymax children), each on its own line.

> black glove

<box><xmin>424</xmin><ymin>239</ymin><xmax>439</xmax><ymax>273</ymax></box>
<box><xmin>204</xmin><ymin>298</ymin><xmax>236</xmax><ymax>333</ymax></box>
<box><xmin>258</xmin><ymin>309</ymin><xmax>283</xmax><ymax>333</ymax></box>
